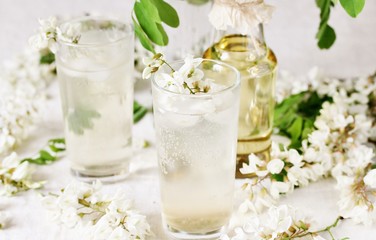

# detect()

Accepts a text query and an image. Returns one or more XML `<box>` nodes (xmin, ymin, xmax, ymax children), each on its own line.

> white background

<box><xmin>0</xmin><ymin>0</ymin><xmax>375</xmax><ymax>239</ymax></box>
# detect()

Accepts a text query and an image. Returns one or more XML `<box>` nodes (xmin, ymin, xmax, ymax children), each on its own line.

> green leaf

<box><xmin>48</xmin><ymin>138</ymin><xmax>65</xmax><ymax>145</ymax></box>
<box><xmin>301</xmin><ymin>119</ymin><xmax>315</xmax><ymax>140</ymax></box>
<box><xmin>134</xmin><ymin>107</ymin><xmax>148</xmax><ymax>123</ymax></box>
<box><xmin>150</xmin><ymin>0</ymin><xmax>180</xmax><ymax>28</ymax></box>
<box><xmin>271</xmin><ymin>173</ymin><xmax>284</xmax><ymax>182</ymax></box>
<box><xmin>140</xmin><ymin>0</ymin><xmax>162</xmax><ymax>23</ymax></box>
<box><xmin>134</xmin><ymin>100</ymin><xmax>142</xmax><ymax>112</ymax></box>
<box><xmin>156</xmin><ymin>23</ymin><xmax>169</xmax><ymax>45</ymax></box>
<box><xmin>317</xmin><ymin>24</ymin><xmax>336</xmax><ymax>49</ymax></box>
<box><xmin>40</xmin><ymin>51</ymin><xmax>55</xmax><ymax>64</ymax></box>
<box><xmin>134</xmin><ymin>0</ymin><xmax>168</xmax><ymax>46</ymax></box>
<box><xmin>133</xmin><ymin>17</ymin><xmax>156</xmax><ymax>53</ymax></box>
<box><xmin>274</xmin><ymin>91</ymin><xmax>331</xmax><ymax>149</ymax></box>
<box><xmin>287</xmin><ymin>117</ymin><xmax>303</xmax><ymax>142</ymax></box>
<box><xmin>340</xmin><ymin>0</ymin><xmax>365</xmax><ymax>17</ymax></box>
<box><xmin>39</xmin><ymin>150</ymin><xmax>55</xmax><ymax>161</ymax></box>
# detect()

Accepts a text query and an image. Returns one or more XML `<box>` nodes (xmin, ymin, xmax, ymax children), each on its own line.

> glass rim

<box><xmin>57</xmin><ymin>16</ymin><xmax>133</xmax><ymax>48</ymax></box>
<box><xmin>151</xmin><ymin>59</ymin><xmax>240</xmax><ymax>98</ymax></box>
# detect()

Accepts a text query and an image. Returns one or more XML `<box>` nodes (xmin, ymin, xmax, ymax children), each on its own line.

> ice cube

<box><xmin>160</xmin><ymin>111</ymin><xmax>202</xmax><ymax>128</ymax></box>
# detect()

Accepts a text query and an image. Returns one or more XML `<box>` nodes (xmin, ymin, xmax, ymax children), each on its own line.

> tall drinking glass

<box><xmin>56</xmin><ymin>17</ymin><xmax>134</xmax><ymax>181</ymax></box>
<box><xmin>152</xmin><ymin>59</ymin><xmax>240</xmax><ymax>239</ymax></box>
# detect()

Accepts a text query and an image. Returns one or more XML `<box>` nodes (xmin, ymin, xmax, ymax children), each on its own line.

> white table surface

<box><xmin>1</xmin><ymin>1</ymin><xmax>376</xmax><ymax>239</ymax></box>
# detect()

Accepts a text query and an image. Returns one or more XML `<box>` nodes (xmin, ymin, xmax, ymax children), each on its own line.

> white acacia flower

<box><xmin>287</xmin><ymin>166</ymin><xmax>309</xmax><ymax>187</ymax></box>
<box><xmin>0</xmin><ymin>152</ymin><xmax>43</xmax><ymax>196</ymax></box>
<box><xmin>266</xmin><ymin>205</ymin><xmax>293</xmax><ymax>236</ymax></box>
<box><xmin>267</xmin><ymin>159</ymin><xmax>284</xmax><ymax>174</ymax></box>
<box><xmin>270</xmin><ymin>142</ymin><xmax>288</xmax><ymax>159</ymax></box>
<box><xmin>269</xmin><ymin>181</ymin><xmax>291</xmax><ymax>199</ymax></box>
<box><xmin>288</xmin><ymin>149</ymin><xmax>303</xmax><ymax>167</ymax></box>
<box><xmin>364</xmin><ymin>169</ymin><xmax>376</xmax><ymax>189</ymax></box>
<box><xmin>38</xmin><ymin>16</ymin><xmax>58</xmax><ymax>35</ymax></box>
<box><xmin>178</xmin><ymin>55</ymin><xmax>203</xmax><ymax>79</ymax></box>
<box><xmin>142</xmin><ymin>54</ymin><xmax>164</xmax><ymax>79</ymax></box>
<box><xmin>308</xmin><ymin>129</ymin><xmax>329</xmax><ymax>148</ymax></box>
<box><xmin>1</xmin><ymin>152</ymin><xmax>20</xmax><ymax>170</ymax></box>
<box><xmin>240</xmin><ymin>154</ymin><xmax>268</xmax><ymax>177</ymax></box>
<box><xmin>56</xmin><ymin>22</ymin><xmax>81</xmax><ymax>43</ymax></box>
<box><xmin>11</xmin><ymin>161</ymin><xmax>32</xmax><ymax>181</ymax></box>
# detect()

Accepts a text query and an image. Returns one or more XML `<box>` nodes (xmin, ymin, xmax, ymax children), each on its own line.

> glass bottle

<box><xmin>203</xmin><ymin>24</ymin><xmax>277</xmax><ymax>178</ymax></box>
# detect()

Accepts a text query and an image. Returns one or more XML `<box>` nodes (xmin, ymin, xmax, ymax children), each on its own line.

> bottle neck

<box><xmin>212</xmin><ymin>24</ymin><xmax>267</xmax><ymax>61</ymax></box>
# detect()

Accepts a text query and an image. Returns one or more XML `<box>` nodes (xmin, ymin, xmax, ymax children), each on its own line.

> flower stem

<box><xmin>161</xmin><ymin>60</ymin><xmax>175</xmax><ymax>73</ymax></box>
<box><xmin>161</xmin><ymin>58</ymin><xmax>196</xmax><ymax>94</ymax></box>
<box><xmin>183</xmin><ymin>82</ymin><xmax>196</xmax><ymax>94</ymax></box>
<box><xmin>295</xmin><ymin>216</ymin><xmax>344</xmax><ymax>239</ymax></box>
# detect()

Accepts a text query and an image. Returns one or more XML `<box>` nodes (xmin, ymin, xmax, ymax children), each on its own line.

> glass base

<box><xmin>70</xmin><ymin>164</ymin><xmax>129</xmax><ymax>183</ymax></box>
<box><xmin>164</xmin><ymin>223</ymin><xmax>227</xmax><ymax>240</ymax></box>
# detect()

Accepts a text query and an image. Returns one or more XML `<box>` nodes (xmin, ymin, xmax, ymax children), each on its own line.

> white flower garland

<box><xmin>224</xmin><ymin>68</ymin><xmax>376</xmax><ymax>239</ymax></box>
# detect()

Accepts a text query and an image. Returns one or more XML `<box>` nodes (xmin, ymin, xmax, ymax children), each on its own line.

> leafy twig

<box><xmin>21</xmin><ymin>138</ymin><xmax>65</xmax><ymax>165</ymax></box>
<box><xmin>132</xmin><ymin>0</ymin><xmax>179</xmax><ymax>54</ymax></box>
<box><xmin>316</xmin><ymin>0</ymin><xmax>366</xmax><ymax>49</ymax></box>
<box><xmin>295</xmin><ymin>216</ymin><xmax>345</xmax><ymax>239</ymax></box>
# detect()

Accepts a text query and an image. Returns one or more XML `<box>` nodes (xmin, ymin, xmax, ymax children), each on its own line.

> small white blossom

<box><xmin>364</xmin><ymin>169</ymin><xmax>376</xmax><ymax>189</ymax></box>
<box><xmin>0</xmin><ymin>152</ymin><xmax>44</xmax><ymax>196</ymax></box>
<box><xmin>240</xmin><ymin>154</ymin><xmax>268</xmax><ymax>177</ymax></box>
<box><xmin>267</xmin><ymin>159</ymin><xmax>284</xmax><ymax>174</ymax></box>
<box><xmin>142</xmin><ymin>53</ymin><xmax>164</xmax><ymax>79</ymax></box>
<box><xmin>269</xmin><ymin>181</ymin><xmax>291</xmax><ymax>199</ymax></box>
<box><xmin>56</xmin><ymin>22</ymin><xmax>81</xmax><ymax>43</ymax></box>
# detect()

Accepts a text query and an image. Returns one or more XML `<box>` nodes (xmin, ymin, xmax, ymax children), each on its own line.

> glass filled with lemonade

<box><xmin>152</xmin><ymin>59</ymin><xmax>240</xmax><ymax>239</ymax></box>
<box><xmin>56</xmin><ymin>17</ymin><xmax>134</xmax><ymax>181</ymax></box>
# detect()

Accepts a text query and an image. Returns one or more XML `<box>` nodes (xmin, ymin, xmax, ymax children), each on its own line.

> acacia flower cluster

<box><xmin>0</xmin><ymin>152</ymin><xmax>44</xmax><ymax>196</ymax></box>
<box><xmin>143</xmin><ymin>53</ymin><xmax>214</xmax><ymax>94</ymax></box>
<box><xmin>41</xmin><ymin>181</ymin><xmax>151</xmax><ymax>240</ymax></box>
<box><xmin>29</xmin><ymin>16</ymin><xmax>81</xmax><ymax>52</ymax></box>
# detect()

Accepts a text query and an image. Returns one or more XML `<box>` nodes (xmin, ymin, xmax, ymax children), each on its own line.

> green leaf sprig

<box><xmin>22</xmin><ymin>138</ymin><xmax>66</xmax><ymax>165</ymax></box>
<box><xmin>134</xmin><ymin>100</ymin><xmax>149</xmax><ymax>123</ymax></box>
<box><xmin>274</xmin><ymin>91</ymin><xmax>332</xmax><ymax>149</ymax></box>
<box><xmin>132</xmin><ymin>0</ymin><xmax>180</xmax><ymax>54</ymax></box>
<box><xmin>316</xmin><ymin>0</ymin><xmax>366</xmax><ymax>49</ymax></box>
